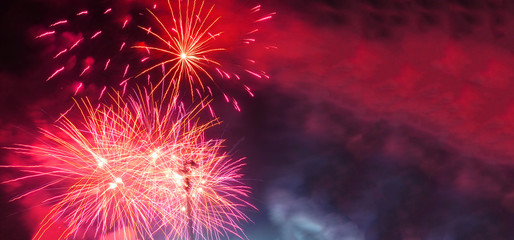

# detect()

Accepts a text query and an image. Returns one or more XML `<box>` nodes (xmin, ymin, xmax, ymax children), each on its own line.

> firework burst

<box><xmin>4</xmin><ymin>87</ymin><xmax>253</xmax><ymax>239</ymax></box>
<box><xmin>135</xmin><ymin>0</ymin><xmax>274</xmax><ymax>106</ymax></box>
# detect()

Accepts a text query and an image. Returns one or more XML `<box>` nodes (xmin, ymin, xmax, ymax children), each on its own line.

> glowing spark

<box><xmin>119</xmin><ymin>78</ymin><xmax>129</xmax><ymax>86</ymax></box>
<box><xmin>55</xmin><ymin>104</ymin><xmax>75</xmax><ymax>123</ymax></box>
<box><xmin>69</xmin><ymin>38</ymin><xmax>82</xmax><ymax>50</ymax></box>
<box><xmin>46</xmin><ymin>66</ymin><xmax>64</xmax><ymax>81</ymax></box>
<box><xmin>247</xmin><ymin>29</ymin><xmax>259</xmax><ymax>34</ymax></box>
<box><xmin>121</xmin><ymin>81</ymin><xmax>128</xmax><ymax>95</ymax></box>
<box><xmin>216</xmin><ymin>68</ymin><xmax>223</xmax><ymax>78</ymax></box>
<box><xmin>76</xmin><ymin>10</ymin><xmax>88</xmax><ymax>16</ymax></box>
<box><xmin>232</xmin><ymin>99</ymin><xmax>241</xmax><ymax>112</ymax></box>
<box><xmin>254</xmin><ymin>12</ymin><xmax>275</xmax><ymax>23</ymax></box>
<box><xmin>250</xmin><ymin>5</ymin><xmax>261</xmax><ymax>13</ymax></box>
<box><xmin>49</xmin><ymin>20</ymin><xmax>68</xmax><ymax>27</ymax></box>
<box><xmin>244</xmin><ymin>85</ymin><xmax>254</xmax><ymax>97</ymax></box>
<box><xmin>104</xmin><ymin>59</ymin><xmax>111</xmax><ymax>70</ymax></box>
<box><xmin>104</xmin><ymin>8</ymin><xmax>112</xmax><ymax>14</ymax></box>
<box><xmin>208</xmin><ymin>104</ymin><xmax>215</xmax><ymax>117</ymax></box>
<box><xmin>99</xmin><ymin>86</ymin><xmax>107</xmax><ymax>100</ymax></box>
<box><xmin>245</xmin><ymin>69</ymin><xmax>262</xmax><ymax>78</ymax></box>
<box><xmin>53</xmin><ymin>49</ymin><xmax>67</xmax><ymax>59</ymax></box>
<box><xmin>122</xmin><ymin>19</ymin><xmax>129</xmax><ymax>29</ymax></box>
<box><xmin>123</xmin><ymin>64</ymin><xmax>130</xmax><ymax>78</ymax></box>
<box><xmin>35</xmin><ymin>31</ymin><xmax>55</xmax><ymax>39</ymax></box>
<box><xmin>90</xmin><ymin>31</ymin><xmax>102</xmax><ymax>39</ymax></box>
<box><xmin>79</xmin><ymin>66</ymin><xmax>90</xmax><ymax>77</ymax></box>
<box><xmin>223</xmin><ymin>70</ymin><xmax>231</xmax><ymax>79</ymax></box>
<box><xmin>74</xmin><ymin>82</ymin><xmax>83</xmax><ymax>95</ymax></box>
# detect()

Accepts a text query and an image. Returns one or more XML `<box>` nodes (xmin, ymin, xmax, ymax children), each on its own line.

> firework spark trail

<box><xmin>4</xmin><ymin>87</ymin><xmax>253</xmax><ymax>239</ymax></box>
<box><xmin>46</xmin><ymin>66</ymin><xmax>65</xmax><ymax>81</ymax></box>
<box><xmin>35</xmin><ymin>4</ymin><xmax>137</xmax><ymax>99</ymax></box>
<box><xmin>49</xmin><ymin>20</ymin><xmax>68</xmax><ymax>27</ymax></box>
<box><xmin>35</xmin><ymin>31</ymin><xmax>55</xmax><ymax>39</ymax></box>
<box><xmin>134</xmin><ymin>0</ymin><xmax>274</xmax><ymax>105</ymax></box>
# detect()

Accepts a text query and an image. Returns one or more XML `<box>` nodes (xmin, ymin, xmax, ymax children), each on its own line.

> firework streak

<box><xmin>4</xmin><ymin>88</ymin><xmax>253</xmax><ymax>239</ymax></box>
<box><xmin>37</xmin><ymin>5</ymin><xmax>134</xmax><ymax>97</ymax></box>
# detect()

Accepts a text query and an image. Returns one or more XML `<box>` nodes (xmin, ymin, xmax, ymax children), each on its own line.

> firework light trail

<box><xmin>4</xmin><ymin>87</ymin><xmax>253</xmax><ymax>239</ymax></box>
<box><xmin>134</xmin><ymin>0</ymin><xmax>274</xmax><ymax>106</ymax></box>
<box><xmin>35</xmin><ymin>3</ymin><xmax>137</xmax><ymax>99</ymax></box>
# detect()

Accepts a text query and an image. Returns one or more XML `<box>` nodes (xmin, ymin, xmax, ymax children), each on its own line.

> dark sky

<box><xmin>1</xmin><ymin>0</ymin><xmax>514</xmax><ymax>239</ymax></box>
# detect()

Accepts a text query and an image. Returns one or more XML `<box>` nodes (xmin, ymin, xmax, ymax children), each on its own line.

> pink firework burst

<box><xmin>4</xmin><ymin>87</ymin><xmax>253</xmax><ymax>239</ymax></box>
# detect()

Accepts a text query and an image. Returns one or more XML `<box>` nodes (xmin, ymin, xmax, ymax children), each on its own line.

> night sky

<box><xmin>1</xmin><ymin>0</ymin><xmax>514</xmax><ymax>239</ymax></box>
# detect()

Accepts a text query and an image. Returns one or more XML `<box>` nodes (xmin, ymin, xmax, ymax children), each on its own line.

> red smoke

<box><xmin>260</xmin><ymin>1</ymin><xmax>514</xmax><ymax>162</ymax></box>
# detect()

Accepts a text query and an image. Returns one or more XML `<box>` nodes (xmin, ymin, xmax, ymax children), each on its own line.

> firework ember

<box><xmin>34</xmin><ymin>2</ymin><xmax>138</xmax><ymax>99</ymax></box>
<box><xmin>4</xmin><ymin>87</ymin><xmax>253</xmax><ymax>239</ymax></box>
<box><xmin>134</xmin><ymin>0</ymin><xmax>225</xmax><ymax>99</ymax></box>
